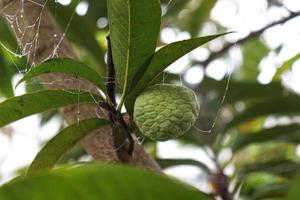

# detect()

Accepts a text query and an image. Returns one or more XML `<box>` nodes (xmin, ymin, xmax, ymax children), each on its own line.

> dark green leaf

<box><xmin>251</xmin><ymin>183</ymin><xmax>288</xmax><ymax>200</ymax></box>
<box><xmin>0</xmin><ymin>90</ymin><xmax>102</xmax><ymax>128</ymax></box>
<box><xmin>0</xmin><ymin>19</ymin><xmax>18</xmax><ymax>50</ymax></box>
<box><xmin>27</xmin><ymin>118</ymin><xmax>110</xmax><ymax>175</ymax></box>
<box><xmin>126</xmin><ymin>33</ymin><xmax>231</xmax><ymax>114</ymax></box>
<box><xmin>0</xmin><ymin>21</ymin><xmax>23</xmax><ymax>97</ymax></box>
<box><xmin>240</xmin><ymin>173</ymin><xmax>288</xmax><ymax>200</ymax></box>
<box><xmin>107</xmin><ymin>0</ymin><xmax>161</xmax><ymax>96</ymax></box>
<box><xmin>16</xmin><ymin>58</ymin><xmax>107</xmax><ymax>94</ymax></box>
<box><xmin>287</xmin><ymin>172</ymin><xmax>300</xmax><ymax>199</ymax></box>
<box><xmin>0</xmin><ymin>52</ymin><xmax>14</xmax><ymax>97</ymax></box>
<box><xmin>0</xmin><ymin>164</ymin><xmax>213</xmax><ymax>200</ymax></box>
<box><xmin>58</xmin><ymin>145</ymin><xmax>87</xmax><ymax>164</ymax></box>
<box><xmin>232</xmin><ymin>125</ymin><xmax>300</xmax><ymax>152</ymax></box>
<box><xmin>156</xmin><ymin>158</ymin><xmax>210</xmax><ymax>173</ymax></box>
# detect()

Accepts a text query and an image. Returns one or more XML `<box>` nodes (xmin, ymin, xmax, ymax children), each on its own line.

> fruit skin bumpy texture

<box><xmin>134</xmin><ymin>84</ymin><xmax>200</xmax><ymax>141</ymax></box>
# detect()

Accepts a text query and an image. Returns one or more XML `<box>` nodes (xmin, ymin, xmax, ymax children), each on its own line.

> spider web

<box><xmin>1</xmin><ymin>0</ymin><xmax>50</xmax><ymax>71</ymax></box>
<box><xmin>0</xmin><ymin>0</ymin><xmax>106</xmax><ymax>112</ymax></box>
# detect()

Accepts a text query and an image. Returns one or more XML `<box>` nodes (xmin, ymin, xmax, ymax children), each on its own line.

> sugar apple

<box><xmin>133</xmin><ymin>84</ymin><xmax>200</xmax><ymax>141</ymax></box>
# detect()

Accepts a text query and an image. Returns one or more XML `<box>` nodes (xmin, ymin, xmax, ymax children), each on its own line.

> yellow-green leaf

<box><xmin>27</xmin><ymin>118</ymin><xmax>110</xmax><ymax>176</ymax></box>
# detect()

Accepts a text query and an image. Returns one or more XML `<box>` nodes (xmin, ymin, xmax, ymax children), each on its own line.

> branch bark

<box><xmin>194</xmin><ymin>10</ymin><xmax>300</xmax><ymax>67</ymax></box>
<box><xmin>0</xmin><ymin>0</ymin><xmax>161</xmax><ymax>172</ymax></box>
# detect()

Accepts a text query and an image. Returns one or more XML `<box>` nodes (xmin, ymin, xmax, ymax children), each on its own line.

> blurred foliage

<box><xmin>240</xmin><ymin>38</ymin><xmax>269</xmax><ymax>81</ymax></box>
<box><xmin>273</xmin><ymin>53</ymin><xmax>300</xmax><ymax>81</ymax></box>
<box><xmin>240</xmin><ymin>172</ymin><xmax>288</xmax><ymax>200</ymax></box>
<box><xmin>0</xmin><ymin>0</ymin><xmax>300</xmax><ymax>199</ymax></box>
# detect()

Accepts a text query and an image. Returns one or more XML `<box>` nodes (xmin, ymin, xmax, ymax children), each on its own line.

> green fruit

<box><xmin>133</xmin><ymin>84</ymin><xmax>200</xmax><ymax>141</ymax></box>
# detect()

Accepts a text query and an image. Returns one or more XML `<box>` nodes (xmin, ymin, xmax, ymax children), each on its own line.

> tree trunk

<box><xmin>0</xmin><ymin>0</ymin><xmax>160</xmax><ymax>172</ymax></box>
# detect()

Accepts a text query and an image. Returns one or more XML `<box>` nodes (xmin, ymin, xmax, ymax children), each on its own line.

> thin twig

<box><xmin>105</xmin><ymin>36</ymin><xmax>134</xmax><ymax>158</ymax></box>
<box><xmin>106</xmin><ymin>35</ymin><xmax>117</xmax><ymax>105</ymax></box>
<box><xmin>194</xmin><ymin>11</ymin><xmax>300</xmax><ymax>67</ymax></box>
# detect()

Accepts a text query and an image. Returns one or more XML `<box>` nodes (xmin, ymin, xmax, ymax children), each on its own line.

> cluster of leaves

<box><xmin>0</xmin><ymin>0</ymin><xmax>226</xmax><ymax>199</ymax></box>
<box><xmin>0</xmin><ymin>0</ymin><xmax>300</xmax><ymax>199</ymax></box>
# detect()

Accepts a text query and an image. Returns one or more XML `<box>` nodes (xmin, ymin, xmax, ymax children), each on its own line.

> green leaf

<box><xmin>232</xmin><ymin>125</ymin><xmax>300</xmax><ymax>152</ymax></box>
<box><xmin>287</xmin><ymin>172</ymin><xmax>300</xmax><ymax>199</ymax></box>
<box><xmin>0</xmin><ymin>52</ymin><xmax>14</xmax><ymax>97</ymax></box>
<box><xmin>0</xmin><ymin>19</ymin><xmax>18</xmax><ymax>51</ymax></box>
<box><xmin>125</xmin><ymin>33</ymin><xmax>230</xmax><ymax>114</ymax></box>
<box><xmin>27</xmin><ymin>118</ymin><xmax>110</xmax><ymax>176</ymax></box>
<box><xmin>0</xmin><ymin>164</ymin><xmax>213</xmax><ymax>200</ymax></box>
<box><xmin>107</xmin><ymin>0</ymin><xmax>161</xmax><ymax>98</ymax></box>
<box><xmin>16</xmin><ymin>58</ymin><xmax>107</xmax><ymax>94</ymax></box>
<box><xmin>0</xmin><ymin>90</ymin><xmax>102</xmax><ymax>128</ymax></box>
<box><xmin>156</xmin><ymin>158</ymin><xmax>210</xmax><ymax>173</ymax></box>
<box><xmin>58</xmin><ymin>145</ymin><xmax>86</xmax><ymax>164</ymax></box>
<box><xmin>251</xmin><ymin>183</ymin><xmax>288</xmax><ymax>200</ymax></box>
<box><xmin>227</xmin><ymin>95</ymin><xmax>300</xmax><ymax>129</ymax></box>
<box><xmin>241</xmin><ymin>38</ymin><xmax>269</xmax><ymax>81</ymax></box>
<box><xmin>240</xmin><ymin>173</ymin><xmax>288</xmax><ymax>200</ymax></box>
<box><xmin>273</xmin><ymin>53</ymin><xmax>300</xmax><ymax>81</ymax></box>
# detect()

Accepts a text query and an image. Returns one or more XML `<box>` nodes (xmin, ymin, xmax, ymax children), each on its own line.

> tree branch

<box><xmin>194</xmin><ymin>11</ymin><xmax>300</xmax><ymax>67</ymax></box>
